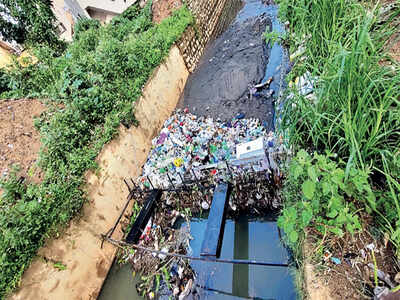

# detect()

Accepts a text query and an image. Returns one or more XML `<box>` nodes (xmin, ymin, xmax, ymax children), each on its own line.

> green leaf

<box><xmin>291</xmin><ymin>163</ymin><xmax>303</xmax><ymax>180</ymax></box>
<box><xmin>289</xmin><ymin>230</ymin><xmax>299</xmax><ymax>243</ymax></box>
<box><xmin>307</xmin><ymin>165</ymin><xmax>318</xmax><ymax>182</ymax></box>
<box><xmin>329</xmin><ymin>196</ymin><xmax>343</xmax><ymax>211</ymax></box>
<box><xmin>297</xmin><ymin>149</ymin><xmax>309</xmax><ymax>166</ymax></box>
<box><xmin>326</xmin><ymin>209</ymin><xmax>338</xmax><ymax>219</ymax></box>
<box><xmin>329</xmin><ymin>227</ymin><xmax>344</xmax><ymax>237</ymax></box>
<box><xmin>335</xmin><ymin>213</ymin><xmax>346</xmax><ymax>224</ymax></box>
<box><xmin>301</xmin><ymin>210</ymin><xmax>313</xmax><ymax>227</ymax></box>
<box><xmin>287</xmin><ymin>206</ymin><xmax>297</xmax><ymax>219</ymax></box>
<box><xmin>302</xmin><ymin>180</ymin><xmax>316</xmax><ymax>200</ymax></box>
<box><xmin>322</xmin><ymin>181</ymin><xmax>331</xmax><ymax>195</ymax></box>
<box><xmin>346</xmin><ymin>223</ymin><xmax>354</xmax><ymax>234</ymax></box>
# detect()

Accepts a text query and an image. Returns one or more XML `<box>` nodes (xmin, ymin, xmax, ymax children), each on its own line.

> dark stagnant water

<box><xmin>99</xmin><ymin>216</ymin><xmax>296</xmax><ymax>300</ymax></box>
<box><xmin>182</xmin><ymin>216</ymin><xmax>296</xmax><ymax>299</ymax></box>
<box><xmin>99</xmin><ymin>0</ymin><xmax>293</xmax><ymax>299</ymax></box>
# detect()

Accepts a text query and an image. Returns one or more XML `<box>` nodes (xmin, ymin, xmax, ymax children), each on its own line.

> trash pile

<box><xmin>134</xmin><ymin>109</ymin><xmax>289</xmax><ymax>215</ymax></box>
<box><xmin>120</xmin><ymin>110</ymin><xmax>289</xmax><ymax>299</ymax></box>
<box><xmin>138</xmin><ymin>109</ymin><xmax>286</xmax><ymax>188</ymax></box>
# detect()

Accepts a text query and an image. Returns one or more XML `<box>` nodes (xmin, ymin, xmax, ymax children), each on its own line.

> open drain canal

<box><xmin>100</xmin><ymin>216</ymin><xmax>295</xmax><ymax>300</ymax></box>
<box><xmin>99</xmin><ymin>0</ymin><xmax>294</xmax><ymax>299</ymax></box>
<box><xmin>236</xmin><ymin>0</ymin><xmax>287</xmax><ymax>100</ymax></box>
<box><xmin>182</xmin><ymin>215</ymin><xmax>295</xmax><ymax>299</ymax></box>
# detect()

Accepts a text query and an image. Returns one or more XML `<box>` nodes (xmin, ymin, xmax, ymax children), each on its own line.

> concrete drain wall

<box><xmin>9</xmin><ymin>1</ymin><xmax>237</xmax><ymax>299</ymax></box>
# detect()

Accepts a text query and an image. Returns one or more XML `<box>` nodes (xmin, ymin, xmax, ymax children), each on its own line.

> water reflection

<box><xmin>98</xmin><ymin>262</ymin><xmax>142</xmax><ymax>300</ymax></box>
<box><xmin>186</xmin><ymin>216</ymin><xmax>296</xmax><ymax>299</ymax></box>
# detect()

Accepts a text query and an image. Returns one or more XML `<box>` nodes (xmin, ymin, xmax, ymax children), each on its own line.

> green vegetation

<box><xmin>0</xmin><ymin>2</ymin><xmax>192</xmax><ymax>298</ymax></box>
<box><xmin>53</xmin><ymin>261</ymin><xmax>67</xmax><ymax>271</ymax></box>
<box><xmin>278</xmin><ymin>150</ymin><xmax>372</xmax><ymax>245</ymax></box>
<box><xmin>276</xmin><ymin>0</ymin><xmax>400</xmax><ymax>259</ymax></box>
<box><xmin>0</xmin><ymin>0</ymin><xmax>64</xmax><ymax>51</ymax></box>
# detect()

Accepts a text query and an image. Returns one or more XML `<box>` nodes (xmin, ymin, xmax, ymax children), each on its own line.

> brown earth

<box><xmin>389</xmin><ymin>36</ymin><xmax>400</xmax><ymax>63</ymax></box>
<box><xmin>152</xmin><ymin>0</ymin><xmax>182</xmax><ymax>24</ymax></box>
<box><xmin>0</xmin><ymin>99</ymin><xmax>45</xmax><ymax>188</ymax></box>
<box><xmin>304</xmin><ymin>215</ymin><xmax>400</xmax><ymax>300</ymax></box>
<box><xmin>9</xmin><ymin>45</ymin><xmax>189</xmax><ymax>300</ymax></box>
<box><xmin>382</xmin><ymin>0</ymin><xmax>400</xmax><ymax>63</ymax></box>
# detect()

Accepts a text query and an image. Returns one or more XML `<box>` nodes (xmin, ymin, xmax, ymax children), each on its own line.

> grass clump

<box><xmin>275</xmin><ymin>0</ymin><xmax>400</xmax><ymax>258</ymax></box>
<box><xmin>0</xmin><ymin>2</ymin><xmax>193</xmax><ymax>298</ymax></box>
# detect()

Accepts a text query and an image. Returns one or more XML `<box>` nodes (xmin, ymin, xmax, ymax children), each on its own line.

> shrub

<box><xmin>73</xmin><ymin>18</ymin><xmax>101</xmax><ymax>40</ymax></box>
<box><xmin>276</xmin><ymin>0</ymin><xmax>400</xmax><ymax>256</ymax></box>
<box><xmin>0</xmin><ymin>3</ymin><xmax>193</xmax><ymax>298</ymax></box>
<box><xmin>278</xmin><ymin>150</ymin><xmax>372</xmax><ymax>246</ymax></box>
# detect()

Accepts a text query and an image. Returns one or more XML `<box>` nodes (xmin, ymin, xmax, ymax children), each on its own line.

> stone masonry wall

<box><xmin>177</xmin><ymin>0</ymin><xmax>242</xmax><ymax>72</ymax></box>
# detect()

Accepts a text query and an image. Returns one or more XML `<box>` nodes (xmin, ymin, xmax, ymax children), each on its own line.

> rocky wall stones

<box><xmin>177</xmin><ymin>0</ymin><xmax>242</xmax><ymax>72</ymax></box>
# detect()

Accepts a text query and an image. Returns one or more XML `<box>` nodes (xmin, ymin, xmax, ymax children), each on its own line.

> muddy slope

<box><xmin>180</xmin><ymin>14</ymin><xmax>273</xmax><ymax>126</ymax></box>
<box><xmin>0</xmin><ymin>99</ymin><xmax>45</xmax><ymax>182</ymax></box>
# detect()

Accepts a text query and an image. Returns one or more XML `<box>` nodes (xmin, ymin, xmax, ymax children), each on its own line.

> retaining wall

<box><xmin>177</xmin><ymin>0</ymin><xmax>243</xmax><ymax>72</ymax></box>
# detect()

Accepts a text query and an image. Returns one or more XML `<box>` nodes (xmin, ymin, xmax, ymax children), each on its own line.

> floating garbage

<box><xmin>137</xmin><ymin>109</ymin><xmax>286</xmax><ymax>190</ymax></box>
<box><xmin>117</xmin><ymin>109</ymin><xmax>290</xmax><ymax>298</ymax></box>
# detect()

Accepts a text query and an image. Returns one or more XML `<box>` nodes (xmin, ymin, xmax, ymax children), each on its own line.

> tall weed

<box><xmin>276</xmin><ymin>0</ymin><xmax>400</xmax><ymax>255</ymax></box>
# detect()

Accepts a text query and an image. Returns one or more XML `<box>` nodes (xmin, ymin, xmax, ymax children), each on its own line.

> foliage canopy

<box><xmin>0</xmin><ymin>0</ymin><xmax>64</xmax><ymax>50</ymax></box>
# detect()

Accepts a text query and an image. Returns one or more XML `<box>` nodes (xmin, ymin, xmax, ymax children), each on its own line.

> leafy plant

<box><xmin>276</xmin><ymin>0</ymin><xmax>400</xmax><ymax>256</ymax></box>
<box><xmin>53</xmin><ymin>262</ymin><xmax>67</xmax><ymax>271</ymax></box>
<box><xmin>264</xmin><ymin>31</ymin><xmax>281</xmax><ymax>45</ymax></box>
<box><xmin>264</xmin><ymin>30</ymin><xmax>288</xmax><ymax>46</ymax></box>
<box><xmin>278</xmin><ymin>0</ymin><xmax>400</xmax><ymax>173</ymax></box>
<box><xmin>73</xmin><ymin>18</ymin><xmax>101</xmax><ymax>40</ymax></box>
<box><xmin>0</xmin><ymin>3</ymin><xmax>193</xmax><ymax>298</ymax></box>
<box><xmin>0</xmin><ymin>0</ymin><xmax>65</xmax><ymax>51</ymax></box>
<box><xmin>277</xmin><ymin>150</ymin><xmax>375</xmax><ymax>245</ymax></box>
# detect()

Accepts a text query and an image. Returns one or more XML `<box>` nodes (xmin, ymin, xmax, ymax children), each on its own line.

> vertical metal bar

<box><xmin>191</xmin><ymin>169</ymin><xmax>201</xmax><ymax>201</ymax></box>
<box><xmin>167</xmin><ymin>173</ymin><xmax>184</xmax><ymax>202</ymax></box>
<box><xmin>147</xmin><ymin>176</ymin><xmax>155</xmax><ymax>190</ymax></box>
<box><xmin>167</xmin><ymin>173</ymin><xmax>175</xmax><ymax>189</ymax></box>
<box><xmin>179</xmin><ymin>172</ymin><xmax>192</xmax><ymax>202</ymax></box>
<box><xmin>131</xmin><ymin>179</ymin><xmax>143</xmax><ymax>200</ymax></box>
<box><xmin>225</xmin><ymin>161</ymin><xmax>232</xmax><ymax>179</ymax></box>
<box><xmin>192</xmin><ymin>168</ymin><xmax>199</xmax><ymax>182</ymax></box>
<box><xmin>178</xmin><ymin>173</ymin><xmax>187</xmax><ymax>190</ymax></box>
<box><xmin>225</xmin><ymin>161</ymin><xmax>237</xmax><ymax>203</ymax></box>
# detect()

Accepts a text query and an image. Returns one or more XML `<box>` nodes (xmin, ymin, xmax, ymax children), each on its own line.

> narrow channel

<box><xmin>99</xmin><ymin>0</ymin><xmax>295</xmax><ymax>299</ymax></box>
<box><xmin>181</xmin><ymin>215</ymin><xmax>295</xmax><ymax>299</ymax></box>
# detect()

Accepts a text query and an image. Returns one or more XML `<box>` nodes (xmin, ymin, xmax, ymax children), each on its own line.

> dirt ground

<box><xmin>389</xmin><ymin>36</ymin><xmax>400</xmax><ymax>63</ymax></box>
<box><xmin>152</xmin><ymin>0</ymin><xmax>182</xmax><ymax>24</ymax></box>
<box><xmin>304</xmin><ymin>215</ymin><xmax>400</xmax><ymax>300</ymax></box>
<box><xmin>382</xmin><ymin>0</ymin><xmax>400</xmax><ymax>63</ymax></box>
<box><xmin>0</xmin><ymin>99</ymin><xmax>45</xmax><ymax>186</ymax></box>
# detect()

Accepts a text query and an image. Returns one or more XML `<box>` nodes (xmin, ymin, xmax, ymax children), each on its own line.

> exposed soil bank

<box><xmin>8</xmin><ymin>46</ymin><xmax>189</xmax><ymax>300</ymax></box>
<box><xmin>179</xmin><ymin>11</ymin><xmax>274</xmax><ymax>127</ymax></box>
<box><xmin>0</xmin><ymin>99</ymin><xmax>45</xmax><ymax>185</ymax></box>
